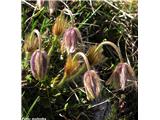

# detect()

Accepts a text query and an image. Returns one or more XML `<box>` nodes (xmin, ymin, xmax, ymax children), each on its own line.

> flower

<box><xmin>83</xmin><ymin>70</ymin><xmax>101</xmax><ymax>100</ymax></box>
<box><xmin>62</xmin><ymin>27</ymin><xmax>82</xmax><ymax>54</ymax></box>
<box><xmin>52</xmin><ymin>13</ymin><xmax>68</xmax><ymax>36</ymax></box>
<box><xmin>86</xmin><ymin>45</ymin><xmax>104</xmax><ymax>66</ymax></box>
<box><xmin>30</xmin><ymin>49</ymin><xmax>48</xmax><ymax>80</ymax></box>
<box><xmin>64</xmin><ymin>55</ymin><xmax>79</xmax><ymax>76</ymax></box>
<box><xmin>106</xmin><ymin>62</ymin><xmax>136</xmax><ymax>90</ymax></box>
<box><xmin>23</xmin><ymin>33</ymin><xmax>39</xmax><ymax>53</ymax></box>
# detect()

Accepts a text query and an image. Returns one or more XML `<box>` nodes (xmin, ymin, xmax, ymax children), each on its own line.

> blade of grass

<box><xmin>25</xmin><ymin>96</ymin><xmax>40</xmax><ymax>118</ymax></box>
<box><xmin>78</xmin><ymin>4</ymin><xmax>102</xmax><ymax>29</ymax></box>
<box><xmin>103</xmin><ymin>0</ymin><xmax>134</xmax><ymax>19</ymax></box>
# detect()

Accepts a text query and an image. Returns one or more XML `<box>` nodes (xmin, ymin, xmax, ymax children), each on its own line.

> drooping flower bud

<box><xmin>86</xmin><ymin>45</ymin><xmax>104</xmax><ymax>66</ymax></box>
<box><xmin>23</xmin><ymin>33</ymin><xmax>39</xmax><ymax>53</ymax></box>
<box><xmin>106</xmin><ymin>62</ymin><xmax>136</xmax><ymax>91</ymax></box>
<box><xmin>83</xmin><ymin>70</ymin><xmax>101</xmax><ymax>101</ymax></box>
<box><xmin>64</xmin><ymin>55</ymin><xmax>79</xmax><ymax>76</ymax></box>
<box><xmin>62</xmin><ymin>27</ymin><xmax>82</xmax><ymax>54</ymax></box>
<box><xmin>52</xmin><ymin>13</ymin><xmax>67</xmax><ymax>36</ymax></box>
<box><xmin>30</xmin><ymin>49</ymin><xmax>48</xmax><ymax>80</ymax></box>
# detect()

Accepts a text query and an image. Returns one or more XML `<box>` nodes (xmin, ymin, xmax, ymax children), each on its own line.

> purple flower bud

<box><xmin>106</xmin><ymin>62</ymin><xmax>136</xmax><ymax>91</ymax></box>
<box><xmin>63</xmin><ymin>27</ymin><xmax>82</xmax><ymax>54</ymax></box>
<box><xmin>30</xmin><ymin>49</ymin><xmax>48</xmax><ymax>80</ymax></box>
<box><xmin>83</xmin><ymin>70</ymin><xmax>101</xmax><ymax>100</ymax></box>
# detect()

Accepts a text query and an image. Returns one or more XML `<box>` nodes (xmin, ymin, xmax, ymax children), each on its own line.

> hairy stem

<box><xmin>56</xmin><ymin>73</ymin><xmax>67</xmax><ymax>88</ymax></box>
<box><xmin>31</xmin><ymin>29</ymin><xmax>42</xmax><ymax>50</ymax></box>
<box><xmin>95</xmin><ymin>41</ymin><xmax>123</xmax><ymax>62</ymax></box>
<box><xmin>73</xmin><ymin>52</ymin><xmax>90</xmax><ymax>70</ymax></box>
<box><xmin>57</xmin><ymin>64</ymin><xmax>86</xmax><ymax>89</ymax></box>
<box><xmin>57</xmin><ymin>51</ymin><xmax>90</xmax><ymax>88</ymax></box>
<box><xmin>63</xmin><ymin>8</ymin><xmax>74</xmax><ymax>26</ymax></box>
<box><xmin>24</xmin><ymin>51</ymin><xmax>30</xmax><ymax>69</ymax></box>
<box><xmin>48</xmin><ymin>35</ymin><xmax>58</xmax><ymax>62</ymax></box>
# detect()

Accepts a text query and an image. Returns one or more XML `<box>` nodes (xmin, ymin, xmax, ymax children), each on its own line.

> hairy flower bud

<box><xmin>83</xmin><ymin>70</ymin><xmax>101</xmax><ymax>100</ymax></box>
<box><xmin>106</xmin><ymin>62</ymin><xmax>136</xmax><ymax>90</ymax></box>
<box><xmin>52</xmin><ymin>13</ymin><xmax>67</xmax><ymax>36</ymax></box>
<box><xmin>63</xmin><ymin>27</ymin><xmax>82</xmax><ymax>54</ymax></box>
<box><xmin>64</xmin><ymin>55</ymin><xmax>79</xmax><ymax>76</ymax></box>
<box><xmin>30</xmin><ymin>49</ymin><xmax>48</xmax><ymax>80</ymax></box>
<box><xmin>23</xmin><ymin>34</ymin><xmax>39</xmax><ymax>53</ymax></box>
<box><xmin>86</xmin><ymin>45</ymin><xmax>104</xmax><ymax>66</ymax></box>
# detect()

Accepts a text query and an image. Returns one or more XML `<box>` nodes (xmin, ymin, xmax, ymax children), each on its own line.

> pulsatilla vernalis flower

<box><xmin>64</xmin><ymin>55</ymin><xmax>79</xmax><ymax>76</ymax></box>
<box><xmin>83</xmin><ymin>70</ymin><xmax>101</xmax><ymax>101</ymax></box>
<box><xmin>23</xmin><ymin>34</ymin><xmax>39</xmax><ymax>53</ymax></box>
<box><xmin>86</xmin><ymin>45</ymin><xmax>104</xmax><ymax>66</ymax></box>
<box><xmin>106</xmin><ymin>62</ymin><xmax>136</xmax><ymax>91</ymax></box>
<box><xmin>30</xmin><ymin>49</ymin><xmax>48</xmax><ymax>80</ymax></box>
<box><xmin>62</xmin><ymin>27</ymin><xmax>82</xmax><ymax>54</ymax></box>
<box><xmin>52</xmin><ymin>13</ymin><xmax>67</xmax><ymax>36</ymax></box>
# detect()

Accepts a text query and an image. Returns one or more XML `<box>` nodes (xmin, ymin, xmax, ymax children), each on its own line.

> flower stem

<box><xmin>56</xmin><ymin>73</ymin><xmax>67</xmax><ymax>88</ymax></box>
<box><xmin>24</xmin><ymin>51</ymin><xmax>30</xmax><ymax>68</ymax></box>
<box><xmin>67</xmin><ymin>64</ymin><xmax>86</xmax><ymax>81</ymax></box>
<box><xmin>48</xmin><ymin>35</ymin><xmax>58</xmax><ymax>62</ymax></box>
<box><xmin>56</xmin><ymin>64</ymin><xmax>86</xmax><ymax>89</ymax></box>
<box><xmin>31</xmin><ymin>29</ymin><xmax>41</xmax><ymax>51</ymax></box>
<box><xmin>63</xmin><ymin>8</ymin><xmax>74</xmax><ymax>26</ymax></box>
<box><xmin>95</xmin><ymin>40</ymin><xmax>123</xmax><ymax>62</ymax></box>
<box><xmin>56</xmin><ymin>52</ymin><xmax>90</xmax><ymax>88</ymax></box>
<box><xmin>73</xmin><ymin>52</ymin><xmax>90</xmax><ymax>71</ymax></box>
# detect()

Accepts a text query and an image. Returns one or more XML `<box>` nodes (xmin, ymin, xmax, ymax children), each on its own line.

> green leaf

<box><xmin>64</xmin><ymin>103</ymin><xmax>68</xmax><ymax>111</ymax></box>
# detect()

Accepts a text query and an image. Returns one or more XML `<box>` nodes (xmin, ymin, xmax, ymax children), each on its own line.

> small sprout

<box><xmin>64</xmin><ymin>103</ymin><xmax>69</xmax><ymax>111</ymax></box>
<box><xmin>54</xmin><ymin>93</ymin><xmax>61</xmax><ymax>97</ymax></box>
<box><xmin>86</xmin><ymin>45</ymin><xmax>104</xmax><ymax>66</ymax></box>
<box><xmin>83</xmin><ymin>70</ymin><xmax>101</xmax><ymax>101</ymax></box>
<box><xmin>106</xmin><ymin>62</ymin><xmax>136</xmax><ymax>91</ymax></box>
<box><xmin>52</xmin><ymin>13</ymin><xmax>68</xmax><ymax>37</ymax></box>
<box><xmin>30</xmin><ymin>49</ymin><xmax>48</xmax><ymax>80</ymax></box>
<box><xmin>62</xmin><ymin>27</ymin><xmax>82</xmax><ymax>54</ymax></box>
<box><xmin>50</xmin><ymin>74</ymin><xmax>61</xmax><ymax>88</ymax></box>
<box><xmin>64</xmin><ymin>55</ymin><xmax>79</xmax><ymax>76</ymax></box>
<box><xmin>25</xmin><ymin>74</ymin><xmax>32</xmax><ymax>82</ymax></box>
